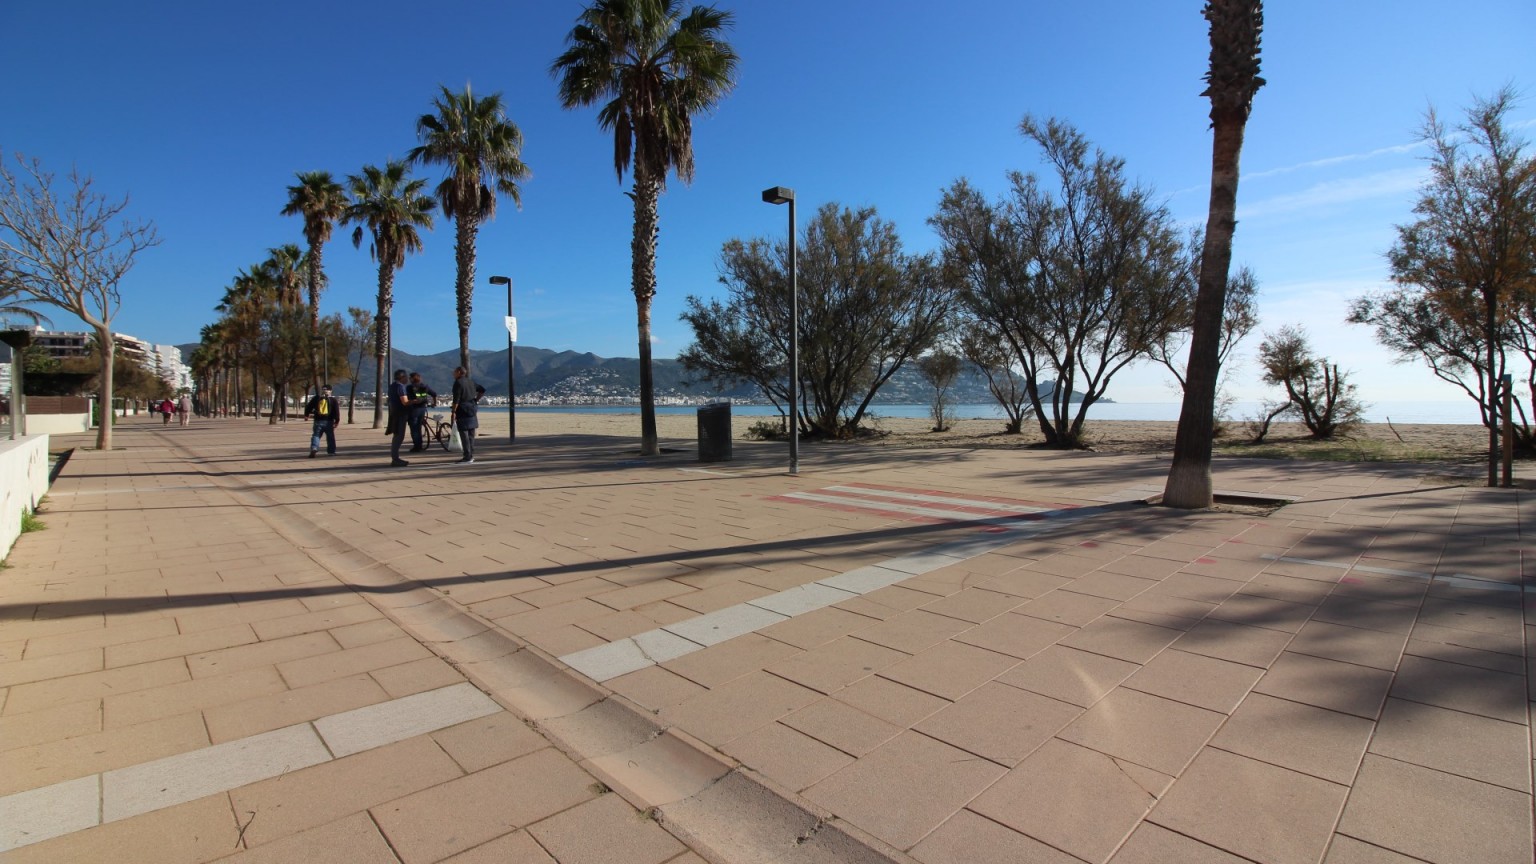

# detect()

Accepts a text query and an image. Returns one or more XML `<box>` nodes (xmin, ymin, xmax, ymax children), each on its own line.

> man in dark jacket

<box><xmin>387</xmin><ymin>369</ymin><xmax>418</xmax><ymax>467</ymax></box>
<box><xmin>406</xmin><ymin>372</ymin><xmax>437</xmax><ymax>452</ymax></box>
<box><xmin>303</xmin><ymin>384</ymin><xmax>340</xmax><ymax>457</ymax></box>
<box><xmin>450</xmin><ymin>366</ymin><xmax>479</xmax><ymax>465</ymax></box>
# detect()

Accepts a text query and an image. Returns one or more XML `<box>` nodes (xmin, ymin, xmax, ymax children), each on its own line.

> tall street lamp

<box><xmin>761</xmin><ymin>186</ymin><xmax>798</xmax><ymax>476</ymax></box>
<box><xmin>488</xmin><ymin>275</ymin><xmax>516</xmax><ymax>442</ymax></box>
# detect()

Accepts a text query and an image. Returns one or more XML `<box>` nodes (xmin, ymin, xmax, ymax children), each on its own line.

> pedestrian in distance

<box><xmin>303</xmin><ymin>384</ymin><xmax>341</xmax><ymax>457</ymax></box>
<box><xmin>176</xmin><ymin>393</ymin><xmax>192</xmax><ymax>426</ymax></box>
<box><xmin>158</xmin><ymin>398</ymin><xmax>174</xmax><ymax>424</ymax></box>
<box><xmin>406</xmin><ymin>372</ymin><xmax>438</xmax><ymax>452</ymax></box>
<box><xmin>387</xmin><ymin>369</ymin><xmax>416</xmax><ymax>467</ymax></box>
<box><xmin>450</xmin><ymin>366</ymin><xmax>479</xmax><ymax>465</ymax></box>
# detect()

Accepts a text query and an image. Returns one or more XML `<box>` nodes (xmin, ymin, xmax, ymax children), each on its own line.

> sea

<box><xmin>482</xmin><ymin>400</ymin><xmax>1484</xmax><ymax>425</ymax></box>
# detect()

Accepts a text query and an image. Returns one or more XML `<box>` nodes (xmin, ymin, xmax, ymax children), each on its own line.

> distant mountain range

<box><xmin>176</xmin><ymin>342</ymin><xmax>1092</xmax><ymax>406</ymax></box>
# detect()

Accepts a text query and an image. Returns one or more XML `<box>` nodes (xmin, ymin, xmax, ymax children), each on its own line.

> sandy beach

<box><xmin>456</xmin><ymin>409</ymin><xmax>1492</xmax><ymax>462</ymax></box>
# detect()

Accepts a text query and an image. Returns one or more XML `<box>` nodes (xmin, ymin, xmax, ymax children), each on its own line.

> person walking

<box><xmin>158</xmin><ymin>398</ymin><xmax>174</xmax><ymax>424</ymax></box>
<box><xmin>176</xmin><ymin>393</ymin><xmax>192</xmax><ymax>426</ymax></box>
<box><xmin>406</xmin><ymin>372</ymin><xmax>437</xmax><ymax>452</ymax></box>
<box><xmin>303</xmin><ymin>384</ymin><xmax>341</xmax><ymax>457</ymax></box>
<box><xmin>450</xmin><ymin>366</ymin><xmax>479</xmax><ymax>465</ymax></box>
<box><xmin>387</xmin><ymin>369</ymin><xmax>416</xmax><ymax>467</ymax></box>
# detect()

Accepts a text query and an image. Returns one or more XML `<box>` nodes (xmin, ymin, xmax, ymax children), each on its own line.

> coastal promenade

<box><xmin>1</xmin><ymin>413</ymin><xmax>1531</xmax><ymax>863</ymax></box>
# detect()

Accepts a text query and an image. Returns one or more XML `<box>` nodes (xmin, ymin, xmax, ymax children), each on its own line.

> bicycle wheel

<box><xmin>437</xmin><ymin>421</ymin><xmax>454</xmax><ymax>451</ymax></box>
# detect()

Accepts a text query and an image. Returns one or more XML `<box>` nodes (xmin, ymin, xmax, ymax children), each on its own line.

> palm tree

<box><xmin>282</xmin><ymin>171</ymin><xmax>347</xmax><ymax>393</ymax></box>
<box><xmin>1163</xmin><ymin>0</ymin><xmax>1265</xmax><ymax>509</ymax></box>
<box><xmin>408</xmin><ymin>85</ymin><xmax>530</xmax><ymax>374</ymax></box>
<box><xmin>552</xmin><ymin>0</ymin><xmax>739</xmax><ymax>457</ymax></box>
<box><xmin>344</xmin><ymin>160</ymin><xmax>436</xmax><ymax>428</ymax></box>
<box><xmin>264</xmin><ymin>244</ymin><xmax>305</xmax><ymax>308</ymax></box>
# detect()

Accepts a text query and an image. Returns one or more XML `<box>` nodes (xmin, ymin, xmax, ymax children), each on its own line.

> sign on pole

<box><xmin>503</xmin><ymin>316</ymin><xmax>517</xmax><ymax>342</ymax></box>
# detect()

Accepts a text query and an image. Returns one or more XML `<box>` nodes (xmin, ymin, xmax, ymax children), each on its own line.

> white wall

<box><xmin>0</xmin><ymin>434</ymin><xmax>50</xmax><ymax>560</ymax></box>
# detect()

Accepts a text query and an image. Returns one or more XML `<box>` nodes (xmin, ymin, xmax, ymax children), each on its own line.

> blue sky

<box><xmin>4</xmin><ymin>0</ymin><xmax>1533</xmax><ymax>404</ymax></box>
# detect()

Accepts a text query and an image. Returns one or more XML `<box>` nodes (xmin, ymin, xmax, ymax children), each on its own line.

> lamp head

<box><xmin>761</xmin><ymin>186</ymin><xmax>794</xmax><ymax>205</ymax></box>
<box><xmin>488</xmin><ymin>275</ymin><xmax>511</xmax><ymax>286</ymax></box>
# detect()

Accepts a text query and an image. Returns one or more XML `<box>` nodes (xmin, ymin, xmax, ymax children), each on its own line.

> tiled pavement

<box><xmin>1</xmin><ymin>415</ymin><xmax>1532</xmax><ymax>863</ymax></box>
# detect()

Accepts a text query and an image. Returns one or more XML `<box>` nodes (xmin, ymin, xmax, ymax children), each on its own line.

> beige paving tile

<box><xmin>1060</xmin><ymin>570</ymin><xmax>1158</xmax><ymax>603</ymax></box>
<box><xmin>1150</xmin><ymin>748</ymin><xmax>1348</xmax><ymax>864</ymax></box>
<box><xmin>229</xmin><ymin>735</ymin><xmax>466</xmax><ymax>847</ymax></box>
<box><xmin>105</xmin><ymin>623</ymin><xmax>258</xmax><ymax>669</ymax></box>
<box><xmin>1112</xmin><ymin>821</ymin><xmax>1254</xmax><ymax>863</ymax></box>
<box><xmin>1389</xmin><ymin>654</ymin><xmax>1528</xmax><ymax>723</ymax></box>
<box><xmin>249</xmin><ymin>602</ymin><xmax>383</xmax><ymax>641</ymax></box>
<box><xmin>1210</xmin><ymin>692</ymin><xmax>1374</xmax><ymax>784</ymax></box>
<box><xmin>661</xmin><ymin>670</ymin><xmax>820</xmax><ymax>746</ymax></box>
<box><xmin>432</xmin><ymin>710</ymin><xmax>550</xmax><ymax>773</ymax></box>
<box><xmin>916</xmin><ymin>682</ymin><xmax>1082</xmax><ymax>767</ymax></box>
<box><xmin>832</xmin><ymin>675</ymin><xmax>951</xmax><ymax>728</ymax></box>
<box><xmin>765</xmin><ymin>636</ymin><xmax>906</xmax><ymax>695</ymax></box>
<box><xmin>1408</xmin><ymin>620</ymin><xmax>1525</xmax><ymax>657</ymax></box>
<box><xmin>1337</xmin><ymin>754</ymin><xmax>1533</xmax><ymax>864</ymax></box>
<box><xmin>995</xmin><ymin>645</ymin><xmax>1139</xmax><ymax>708</ymax></box>
<box><xmin>1</xmin><ymin>709</ymin><xmax>208</xmax><ymax>797</ymax></box>
<box><xmin>104</xmin><ymin>666</ymin><xmax>287</xmax><ymax>729</ymax></box>
<box><xmin>20</xmin><ymin>617</ymin><xmax>179</xmax><ymax>658</ymax></box>
<box><xmin>276</xmin><ymin>637</ymin><xmax>433</xmax><ymax>689</ymax></box>
<box><xmin>919</xmin><ymin>587</ymin><xmax>1024</xmax><ymax>623</ymax></box>
<box><xmin>371</xmin><ymin>655</ymin><xmax>466</xmax><ymax>698</ymax></box>
<box><xmin>910</xmin><ymin>808</ymin><xmax>1081</xmax><ymax>864</ymax></box>
<box><xmin>1017</xmin><ymin>590</ymin><xmax>1120</xmax><ymax>627</ymax></box>
<box><xmin>759</xmin><ymin>606</ymin><xmax>878</xmax><ymax>650</ymax></box>
<box><xmin>219</xmin><ymin>812</ymin><xmax>401</xmax><ymax>863</ymax></box>
<box><xmin>1368</xmin><ymin>697</ymin><xmax>1530</xmax><ymax>791</ymax></box>
<box><xmin>372</xmin><ymin>747</ymin><xmax>598</xmax><ymax>864</ymax></box>
<box><xmin>3</xmin><ymin>792</ymin><xmax>237</xmax><ymax>864</ymax></box>
<box><xmin>1058</xmin><ymin>687</ymin><xmax>1225</xmax><ymax>775</ymax></box>
<box><xmin>329</xmin><ymin>617</ymin><xmax>410</xmax><ymax>649</ymax></box>
<box><xmin>973</xmin><ymin>568</ymin><xmax>1072</xmax><ymax>599</ymax></box>
<box><xmin>781</xmin><ymin>698</ymin><xmax>902</xmax><ymax>757</ymax></box>
<box><xmin>662</xmin><ymin>633</ymin><xmax>798</xmax><ymax>689</ymax></box>
<box><xmin>1322</xmin><ymin>834</ymin><xmax>1434</xmax><ymax>863</ymax></box>
<box><xmin>606</xmin><ymin>665</ymin><xmax>709</xmax><ymax>713</ymax></box>
<box><xmin>1059</xmin><ymin>616</ymin><xmax>1181</xmax><ymax>664</ymax></box>
<box><xmin>723</xmin><ymin>721</ymin><xmax>854</xmax><ymax>792</ymax></box>
<box><xmin>853</xmin><ymin>610</ymin><xmax>972</xmax><ymax>655</ymax></box>
<box><xmin>878</xmin><ymin>640</ymin><xmax>1019</xmax><ymax>701</ymax></box>
<box><xmin>1</xmin><ymin>656</ymin><xmax>189</xmax><ymax>717</ymax></box>
<box><xmin>1173</xmin><ymin>619</ymin><xmax>1293</xmax><ymax>669</ymax></box>
<box><xmin>970</xmin><ymin>738</ymin><xmax>1168</xmax><ymax>864</ymax></box>
<box><xmin>1404</xmin><ymin>638</ymin><xmax>1524</xmax><ymax>675</ymax></box>
<box><xmin>1253</xmin><ymin>652</ymin><xmax>1395</xmax><ymax>719</ymax></box>
<box><xmin>1207</xmin><ymin>593</ymin><xmax>1316</xmax><ymax>634</ymax></box>
<box><xmin>0</xmin><ymin>699</ymin><xmax>102</xmax><ymax>752</ymax></box>
<box><xmin>1122</xmin><ymin>649</ymin><xmax>1262</xmax><ymax>713</ymax></box>
<box><xmin>834</xmin><ymin>585</ymin><xmax>937</xmax><ymax>620</ymax></box>
<box><xmin>204</xmin><ymin>672</ymin><xmax>388</xmax><ymax>743</ymax></box>
<box><xmin>1287</xmin><ymin>620</ymin><xmax>1408</xmax><ymax>671</ymax></box>
<box><xmin>953</xmin><ymin>612</ymin><xmax>1075</xmax><ymax>660</ymax></box>
<box><xmin>804</xmin><ymin>730</ymin><xmax>1006</xmax><ymax>851</ymax></box>
<box><xmin>1146</xmin><ymin>571</ymin><xmax>1243</xmax><ymax>604</ymax></box>
<box><xmin>527</xmin><ymin>792</ymin><xmax>683</xmax><ymax>864</ymax></box>
<box><xmin>437</xmin><ymin>830</ymin><xmax>554</xmax><ymax>863</ymax></box>
<box><xmin>186</xmin><ymin>631</ymin><xmax>339</xmax><ymax>679</ymax></box>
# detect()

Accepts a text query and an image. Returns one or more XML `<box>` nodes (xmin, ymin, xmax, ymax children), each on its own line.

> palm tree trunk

<box><xmin>454</xmin><ymin>215</ymin><xmax>479</xmax><ymax>375</ymax></box>
<box><xmin>631</xmin><ymin>172</ymin><xmax>661</xmax><ymax>457</ymax></box>
<box><xmin>308</xmin><ymin>245</ymin><xmax>323</xmax><ymax>394</ymax></box>
<box><xmin>374</xmin><ymin>259</ymin><xmax>392</xmax><ymax>429</ymax></box>
<box><xmin>1164</xmin><ymin>114</ymin><xmax>1247</xmax><ymax>508</ymax></box>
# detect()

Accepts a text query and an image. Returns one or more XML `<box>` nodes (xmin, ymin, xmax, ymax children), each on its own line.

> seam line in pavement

<box><xmin>0</xmin><ymin>682</ymin><xmax>500</xmax><ymax>854</ymax></box>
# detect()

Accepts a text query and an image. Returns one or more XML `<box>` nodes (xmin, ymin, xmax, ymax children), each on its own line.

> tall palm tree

<box><xmin>264</xmin><ymin>244</ymin><xmax>305</xmax><ymax>308</ymax></box>
<box><xmin>1163</xmin><ymin>0</ymin><xmax>1265</xmax><ymax>509</ymax></box>
<box><xmin>409</xmin><ymin>85</ymin><xmax>530</xmax><ymax>374</ymax></box>
<box><xmin>283</xmin><ymin>171</ymin><xmax>347</xmax><ymax>394</ymax></box>
<box><xmin>552</xmin><ymin>0</ymin><xmax>738</xmax><ymax>457</ymax></box>
<box><xmin>344</xmin><ymin>160</ymin><xmax>436</xmax><ymax>428</ymax></box>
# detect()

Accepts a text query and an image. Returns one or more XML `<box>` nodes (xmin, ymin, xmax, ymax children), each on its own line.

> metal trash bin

<box><xmin>697</xmin><ymin>402</ymin><xmax>732</xmax><ymax>462</ymax></box>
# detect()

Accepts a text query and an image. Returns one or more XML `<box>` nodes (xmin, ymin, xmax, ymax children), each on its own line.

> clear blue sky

<box><xmin>4</xmin><ymin>0</ymin><xmax>1533</xmax><ymax>404</ymax></box>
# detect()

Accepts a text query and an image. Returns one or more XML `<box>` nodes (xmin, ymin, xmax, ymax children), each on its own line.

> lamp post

<box><xmin>488</xmin><ymin>275</ymin><xmax>515</xmax><ymax>442</ymax></box>
<box><xmin>761</xmin><ymin>186</ymin><xmax>798</xmax><ymax>476</ymax></box>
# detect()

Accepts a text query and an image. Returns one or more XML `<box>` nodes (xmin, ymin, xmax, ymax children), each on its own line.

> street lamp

<box><xmin>488</xmin><ymin>275</ymin><xmax>516</xmax><ymax>442</ymax></box>
<box><xmin>761</xmin><ymin>186</ymin><xmax>798</xmax><ymax>476</ymax></box>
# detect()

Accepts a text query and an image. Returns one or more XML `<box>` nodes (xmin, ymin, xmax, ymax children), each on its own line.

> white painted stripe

<box><xmin>664</xmin><ymin>604</ymin><xmax>789</xmax><ymax>647</ymax></box>
<box><xmin>314</xmin><ymin>682</ymin><xmax>501</xmax><ymax>758</ymax></box>
<box><xmin>634</xmin><ymin>629</ymin><xmax>705</xmax><ymax>663</ymax></box>
<box><xmin>820</xmin><ymin>486</ymin><xmax>1049</xmax><ymax>514</ymax></box>
<box><xmin>560</xmin><ymin>639</ymin><xmax>656</xmax><ymax>683</ymax></box>
<box><xmin>817</xmin><ymin>564</ymin><xmax>914</xmax><ymax>594</ymax></box>
<box><xmin>748</xmin><ymin>583</ymin><xmax>858</xmax><ymax>617</ymax></box>
<box><xmin>0</xmin><ymin>683</ymin><xmax>507</xmax><ymax>852</ymax></box>
<box><xmin>0</xmin><ymin>776</ymin><xmax>98</xmax><ymax>854</ymax></box>
<box><xmin>103</xmin><ymin>724</ymin><xmax>331</xmax><ymax>823</ymax></box>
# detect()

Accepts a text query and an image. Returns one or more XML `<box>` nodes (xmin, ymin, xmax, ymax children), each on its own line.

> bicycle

<box><xmin>426</xmin><ymin>413</ymin><xmax>456</xmax><ymax>451</ymax></box>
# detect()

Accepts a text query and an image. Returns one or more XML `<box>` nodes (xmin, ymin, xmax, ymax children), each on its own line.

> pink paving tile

<box><xmin>803</xmin><ymin>731</ymin><xmax>1007</xmax><ymax>851</ymax></box>
<box><xmin>915</xmin><ymin>681</ymin><xmax>1082</xmax><ymax>767</ymax></box>
<box><xmin>1337</xmin><ymin>754</ymin><xmax>1534</xmax><ymax>864</ymax></box>
<box><xmin>1057</xmin><ymin>687</ymin><xmax>1226</xmax><ymax>775</ymax></box>
<box><xmin>1149</xmin><ymin>748</ymin><xmax>1349</xmax><ymax>864</ymax></box>
<box><xmin>910</xmin><ymin>808</ymin><xmax>1081</xmax><ymax>864</ymax></box>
